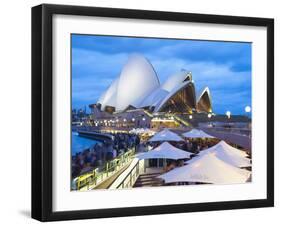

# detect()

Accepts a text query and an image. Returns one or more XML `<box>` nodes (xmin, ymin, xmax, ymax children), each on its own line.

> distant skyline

<box><xmin>72</xmin><ymin>34</ymin><xmax>251</xmax><ymax>115</ymax></box>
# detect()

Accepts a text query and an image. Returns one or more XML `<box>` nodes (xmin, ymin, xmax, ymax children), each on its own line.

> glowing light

<box><xmin>132</xmin><ymin>118</ymin><xmax>135</xmax><ymax>122</ymax></box>
<box><xmin>245</xmin><ymin>106</ymin><xmax>251</xmax><ymax>113</ymax></box>
<box><xmin>226</xmin><ymin>111</ymin><xmax>231</xmax><ymax>118</ymax></box>
<box><xmin>189</xmin><ymin>115</ymin><xmax>193</xmax><ymax>119</ymax></box>
<box><xmin>207</xmin><ymin>113</ymin><xmax>212</xmax><ymax>118</ymax></box>
<box><xmin>123</xmin><ymin>118</ymin><xmax>127</xmax><ymax>122</ymax></box>
<box><xmin>142</xmin><ymin>117</ymin><xmax>146</xmax><ymax>121</ymax></box>
<box><xmin>151</xmin><ymin>118</ymin><xmax>174</xmax><ymax>122</ymax></box>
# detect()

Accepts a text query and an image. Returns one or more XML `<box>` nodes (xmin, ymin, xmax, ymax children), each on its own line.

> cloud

<box><xmin>72</xmin><ymin>48</ymin><xmax>128</xmax><ymax>77</ymax></box>
<box><xmin>71</xmin><ymin>35</ymin><xmax>252</xmax><ymax>114</ymax></box>
<box><xmin>72</xmin><ymin>35</ymin><xmax>251</xmax><ymax>73</ymax></box>
<box><xmin>71</xmin><ymin>48</ymin><xmax>128</xmax><ymax>108</ymax></box>
<box><xmin>148</xmin><ymin>56</ymin><xmax>251</xmax><ymax>114</ymax></box>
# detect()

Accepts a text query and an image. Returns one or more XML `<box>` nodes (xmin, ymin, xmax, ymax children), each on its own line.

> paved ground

<box><xmin>92</xmin><ymin>162</ymin><xmax>132</xmax><ymax>189</ymax></box>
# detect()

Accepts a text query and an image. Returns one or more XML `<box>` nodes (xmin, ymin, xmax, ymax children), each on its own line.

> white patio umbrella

<box><xmin>149</xmin><ymin>128</ymin><xmax>184</xmax><ymax>142</ymax></box>
<box><xmin>199</xmin><ymin>141</ymin><xmax>251</xmax><ymax>168</ymax></box>
<box><xmin>158</xmin><ymin>153</ymin><xmax>251</xmax><ymax>184</ymax></box>
<box><xmin>137</xmin><ymin>142</ymin><xmax>192</xmax><ymax>160</ymax></box>
<box><xmin>182</xmin><ymin>128</ymin><xmax>215</xmax><ymax>139</ymax></box>
<box><xmin>211</xmin><ymin>140</ymin><xmax>248</xmax><ymax>157</ymax></box>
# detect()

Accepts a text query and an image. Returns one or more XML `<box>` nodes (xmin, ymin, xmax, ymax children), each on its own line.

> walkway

<box><xmin>93</xmin><ymin>162</ymin><xmax>132</xmax><ymax>189</ymax></box>
<box><xmin>202</xmin><ymin>128</ymin><xmax>251</xmax><ymax>151</ymax></box>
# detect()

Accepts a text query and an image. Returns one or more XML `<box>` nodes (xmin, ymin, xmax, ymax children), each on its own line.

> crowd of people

<box><xmin>71</xmin><ymin>128</ymin><xmax>221</xmax><ymax>179</ymax></box>
<box><xmin>72</xmin><ymin>132</ymin><xmax>141</xmax><ymax>178</ymax></box>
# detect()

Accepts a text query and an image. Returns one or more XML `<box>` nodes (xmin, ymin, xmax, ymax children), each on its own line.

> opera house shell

<box><xmin>97</xmin><ymin>54</ymin><xmax>212</xmax><ymax>114</ymax></box>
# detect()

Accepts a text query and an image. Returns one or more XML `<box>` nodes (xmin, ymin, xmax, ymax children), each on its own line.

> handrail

<box><xmin>116</xmin><ymin>159</ymin><xmax>144</xmax><ymax>189</ymax></box>
<box><xmin>74</xmin><ymin>148</ymin><xmax>135</xmax><ymax>190</ymax></box>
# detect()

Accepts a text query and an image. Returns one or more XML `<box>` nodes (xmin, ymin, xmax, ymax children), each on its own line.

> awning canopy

<box><xmin>199</xmin><ymin>140</ymin><xmax>251</xmax><ymax>167</ymax></box>
<box><xmin>158</xmin><ymin>153</ymin><xmax>251</xmax><ymax>184</ymax></box>
<box><xmin>149</xmin><ymin>128</ymin><xmax>184</xmax><ymax>142</ymax></box>
<box><xmin>137</xmin><ymin>142</ymin><xmax>192</xmax><ymax>160</ymax></box>
<box><xmin>182</xmin><ymin>128</ymin><xmax>215</xmax><ymax>139</ymax></box>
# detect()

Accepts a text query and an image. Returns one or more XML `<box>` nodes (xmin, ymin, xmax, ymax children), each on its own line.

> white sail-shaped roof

<box><xmin>138</xmin><ymin>88</ymin><xmax>169</xmax><ymax>108</ymax></box>
<box><xmin>158</xmin><ymin>153</ymin><xmax>251</xmax><ymax>184</ymax></box>
<box><xmin>161</xmin><ymin>71</ymin><xmax>192</xmax><ymax>92</ymax></box>
<box><xmin>95</xmin><ymin>54</ymin><xmax>212</xmax><ymax>114</ymax></box>
<box><xmin>196</xmin><ymin>87</ymin><xmax>212</xmax><ymax>112</ymax></box>
<box><xmin>97</xmin><ymin>78</ymin><xmax>119</xmax><ymax>110</ymax></box>
<box><xmin>196</xmin><ymin>87</ymin><xmax>211</xmax><ymax>103</ymax></box>
<box><xmin>97</xmin><ymin>91</ymin><xmax>106</xmax><ymax>107</ymax></box>
<box><xmin>153</xmin><ymin>81</ymin><xmax>195</xmax><ymax>112</ymax></box>
<box><xmin>116</xmin><ymin>54</ymin><xmax>160</xmax><ymax>111</ymax></box>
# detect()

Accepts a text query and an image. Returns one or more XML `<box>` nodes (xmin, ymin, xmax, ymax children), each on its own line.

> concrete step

<box><xmin>133</xmin><ymin>173</ymin><xmax>164</xmax><ymax>187</ymax></box>
<box><xmin>134</xmin><ymin>181</ymin><xmax>163</xmax><ymax>187</ymax></box>
<box><xmin>139</xmin><ymin>172</ymin><xmax>161</xmax><ymax>177</ymax></box>
<box><xmin>136</xmin><ymin>177</ymin><xmax>162</xmax><ymax>182</ymax></box>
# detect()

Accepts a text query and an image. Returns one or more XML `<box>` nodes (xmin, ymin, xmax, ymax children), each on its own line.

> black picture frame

<box><xmin>32</xmin><ymin>4</ymin><xmax>274</xmax><ymax>222</ymax></box>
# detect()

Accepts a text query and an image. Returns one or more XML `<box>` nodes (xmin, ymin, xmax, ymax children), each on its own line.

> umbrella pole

<box><xmin>144</xmin><ymin>159</ymin><xmax>147</xmax><ymax>173</ymax></box>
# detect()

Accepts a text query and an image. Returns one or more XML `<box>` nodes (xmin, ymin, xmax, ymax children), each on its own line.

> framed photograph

<box><xmin>32</xmin><ymin>4</ymin><xmax>274</xmax><ymax>221</ymax></box>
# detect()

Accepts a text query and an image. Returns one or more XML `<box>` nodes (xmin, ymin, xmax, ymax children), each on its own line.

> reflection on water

<box><xmin>72</xmin><ymin>132</ymin><xmax>100</xmax><ymax>155</ymax></box>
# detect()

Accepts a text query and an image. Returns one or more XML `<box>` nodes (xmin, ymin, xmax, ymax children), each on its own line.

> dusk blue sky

<box><xmin>72</xmin><ymin>34</ymin><xmax>251</xmax><ymax>115</ymax></box>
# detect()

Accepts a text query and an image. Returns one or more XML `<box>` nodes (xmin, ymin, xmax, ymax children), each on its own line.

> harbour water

<box><xmin>72</xmin><ymin>132</ymin><xmax>100</xmax><ymax>156</ymax></box>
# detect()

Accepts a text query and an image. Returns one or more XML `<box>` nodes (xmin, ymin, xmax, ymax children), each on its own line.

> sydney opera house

<box><xmin>72</xmin><ymin>51</ymin><xmax>252</xmax><ymax>192</ymax></box>
<box><xmin>95</xmin><ymin>54</ymin><xmax>212</xmax><ymax>115</ymax></box>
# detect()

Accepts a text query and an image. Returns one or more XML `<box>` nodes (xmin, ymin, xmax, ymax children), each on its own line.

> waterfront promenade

<box><xmin>71</xmin><ymin>129</ymin><xmax>140</xmax><ymax>190</ymax></box>
<box><xmin>72</xmin><ymin>124</ymin><xmax>251</xmax><ymax>191</ymax></box>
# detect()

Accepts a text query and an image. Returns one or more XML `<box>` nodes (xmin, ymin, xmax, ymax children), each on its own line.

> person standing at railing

<box><xmin>113</xmin><ymin>149</ymin><xmax>117</xmax><ymax>158</ymax></box>
<box><xmin>135</xmin><ymin>135</ymin><xmax>140</xmax><ymax>147</ymax></box>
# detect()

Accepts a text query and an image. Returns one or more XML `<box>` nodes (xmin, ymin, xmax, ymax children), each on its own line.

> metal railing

<box><xmin>74</xmin><ymin>148</ymin><xmax>135</xmax><ymax>190</ymax></box>
<box><xmin>116</xmin><ymin>159</ymin><xmax>145</xmax><ymax>189</ymax></box>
